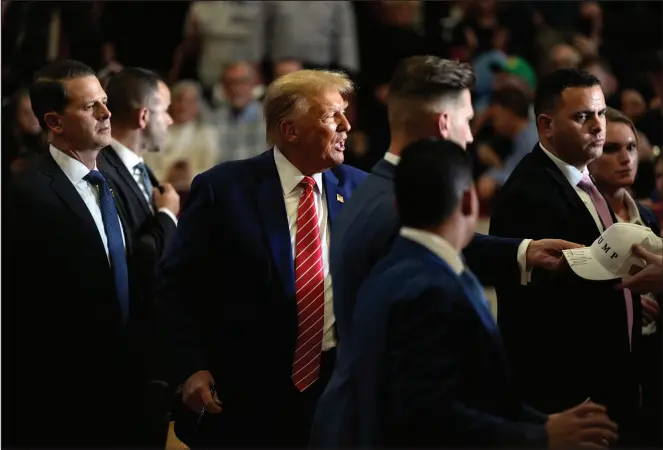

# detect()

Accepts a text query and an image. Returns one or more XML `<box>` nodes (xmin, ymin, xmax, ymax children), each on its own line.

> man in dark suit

<box><xmin>4</xmin><ymin>60</ymin><xmax>147</xmax><ymax>447</ymax></box>
<box><xmin>338</xmin><ymin>138</ymin><xmax>618</xmax><ymax>448</ymax></box>
<box><xmin>489</xmin><ymin>69</ymin><xmax>642</xmax><ymax>444</ymax></box>
<box><xmin>157</xmin><ymin>69</ymin><xmax>367</xmax><ymax>447</ymax></box>
<box><xmin>98</xmin><ymin>68</ymin><xmax>179</xmax><ymax>309</ymax></box>
<box><xmin>311</xmin><ymin>56</ymin><xmax>581</xmax><ymax>446</ymax></box>
<box><xmin>96</xmin><ymin>67</ymin><xmax>180</xmax><ymax>448</ymax></box>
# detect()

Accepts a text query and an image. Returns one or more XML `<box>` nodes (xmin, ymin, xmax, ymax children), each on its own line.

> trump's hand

<box><xmin>616</xmin><ymin>245</ymin><xmax>663</xmax><ymax>294</ymax></box>
<box><xmin>527</xmin><ymin>239</ymin><xmax>584</xmax><ymax>271</ymax></box>
<box><xmin>546</xmin><ymin>402</ymin><xmax>618</xmax><ymax>449</ymax></box>
<box><xmin>182</xmin><ymin>370</ymin><xmax>222</xmax><ymax>414</ymax></box>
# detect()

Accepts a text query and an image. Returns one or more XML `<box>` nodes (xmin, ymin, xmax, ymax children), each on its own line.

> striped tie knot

<box><xmin>301</xmin><ymin>176</ymin><xmax>316</xmax><ymax>191</ymax></box>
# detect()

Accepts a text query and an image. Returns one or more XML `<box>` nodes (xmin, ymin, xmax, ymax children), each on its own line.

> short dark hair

<box><xmin>105</xmin><ymin>67</ymin><xmax>162</xmax><ymax>122</ymax></box>
<box><xmin>29</xmin><ymin>59</ymin><xmax>96</xmax><ymax>130</ymax></box>
<box><xmin>395</xmin><ymin>138</ymin><xmax>473</xmax><ymax>229</ymax></box>
<box><xmin>389</xmin><ymin>56</ymin><xmax>475</xmax><ymax>102</ymax></box>
<box><xmin>491</xmin><ymin>87</ymin><xmax>531</xmax><ymax>119</ymax></box>
<box><xmin>388</xmin><ymin>56</ymin><xmax>475</xmax><ymax>128</ymax></box>
<box><xmin>533</xmin><ymin>68</ymin><xmax>601</xmax><ymax>117</ymax></box>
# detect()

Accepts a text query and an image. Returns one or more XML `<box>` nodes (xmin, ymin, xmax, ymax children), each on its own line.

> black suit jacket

<box><xmin>489</xmin><ymin>145</ymin><xmax>641</xmax><ymax>439</ymax></box>
<box><xmin>3</xmin><ymin>151</ymin><xmax>147</xmax><ymax>447</ymax></box>
<box><xmin>97</xmin><ymin>146</ymin><xmax>176</xmax><ymax>309</ymax></box>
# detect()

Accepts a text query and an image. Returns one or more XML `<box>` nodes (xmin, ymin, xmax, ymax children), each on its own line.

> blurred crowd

<box><xmin>2</xmin><ymin>0</ymin><xmax>662</xmax><ymax>215</ymax></box>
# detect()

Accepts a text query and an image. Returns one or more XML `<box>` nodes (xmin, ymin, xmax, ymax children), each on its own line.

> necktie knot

<box><xmin>301</xmin><ymin>176</ymin><xmax>316</xmax><ymax>192</ymax></box>
<box><xmin>577</xmin><ymin>172</ymin><xmax>595</xmax><ymax>191</ymax></box>
<box><xmin>84</xmin><ymin>169</ymin><xmax>107</xmax><ymax>187</ymax></box>
<box><xmin>134</xmin><ymin>162</ymin><xmax>147</xmax><ymax>174</ymax></box>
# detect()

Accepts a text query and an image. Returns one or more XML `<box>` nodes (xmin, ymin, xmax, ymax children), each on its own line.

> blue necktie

<box><xmin>134</xmin><ymin>162</ymin><xmax>154</xmax><ymax>204</ymax></box>
<box><xmin>84</xmin><ymin>170</ymin><xmax>130</xmax><ymax>323</ymax></box>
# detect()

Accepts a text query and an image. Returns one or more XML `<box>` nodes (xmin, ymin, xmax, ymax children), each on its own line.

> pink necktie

<box><xmin>577</xmin><ymin>172</ymin><xmax>633</xmax><ymax>350</ymax></box>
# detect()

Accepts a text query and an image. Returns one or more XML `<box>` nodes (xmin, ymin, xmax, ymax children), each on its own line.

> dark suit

<box><xmin>311</xmin><ymin>158</ymin><xmax>523</xmax><ymax>446</ymax></box>
<box><xmin>97</xmin><ymin>145</ymin><xmax>177</xmax><ymax>446</ymax></box>
<box><xmin>489</xmin><ymin>145</ymin><xmax>641</xmax><ymax>443</ymax></box>
<box><xmin>157</xmin><ymin>149</ymin><xmax>366</xmax><ymax>447</ymax></box>
<box><xmin>4</xmin><ymin>151</ymin><xmax>147</xmax><ymax>447</ymax></box>
<box><xmin>331</xmin><ymin>236</ymin><xmax>548</xmax><ymax>447</ymax></box>
<box><xmin>97</xmin><ymin>145</ymin><xmax>176</xmax><ymax>304</ymax></box>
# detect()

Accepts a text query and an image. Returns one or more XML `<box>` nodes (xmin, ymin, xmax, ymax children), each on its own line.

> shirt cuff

<box><xmin>517</xmin><ymin>238</ymin><xmax>533</xmax><ymax>286</ymax></box>
<box><xmin>158</xmin><ymin>208</ymin><xmax>178</xmax><ymax>226</ymax></box>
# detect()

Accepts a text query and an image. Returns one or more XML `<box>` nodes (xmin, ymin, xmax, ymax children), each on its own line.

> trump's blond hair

<box><xmin>263</xmin><ymin>70</ymin><xmax>354</xmax><ymax>145</ymax></box>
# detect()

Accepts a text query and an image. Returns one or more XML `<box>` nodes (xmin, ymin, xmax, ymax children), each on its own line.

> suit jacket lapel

<box><xmin>254</xmin><ymin>151</ymin><xmax>296</xmax><ymax>300</ymax></box>
<box><xmin>323</xmin><ymin>169</ymin><xmax>345</xmax><ymax>227</ymax></box>
<box><xmin>100</xmin><ymin>146</ymin><xmax>152</xmax><ymax>216</ymax></box>
<box><xmin>532</xmin><ymin>146</ymin><xmax>602</xmax><ymax>234</ymax></box>
<box><xmin>42</xmin><ymin>152</ymin><xmax>110</xmax><ymax>262</ymax></box>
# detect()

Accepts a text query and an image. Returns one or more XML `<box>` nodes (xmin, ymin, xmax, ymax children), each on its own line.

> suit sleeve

<box><xmin>385</xmin><ymin>288</ymin><xmax>547</xmax><ymax>446</ymax></box>
<box><xmin>463</xmin><ymin>232</ymin><xmax>522</xmax><ymax>286</ymax></box>
<box><xmin>154</xmin><ymin>175</ymin><xmax>216</xmax><ymax>387</ymax></box>
<box><xmin>133</xmin><ymin>210</ymin><xmax>177</xmax><ymax>270</ymax></box>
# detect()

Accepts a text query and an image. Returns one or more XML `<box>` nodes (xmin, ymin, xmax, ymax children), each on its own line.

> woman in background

<box><xmin>2</xmin><ymin>88</ymin><xmax>46</xmax><ymax>177</ymax></box>
<box><xmin>588</xmin><ymin>106</ymin><xmax>661</xmax><ymax>448</ymax></box>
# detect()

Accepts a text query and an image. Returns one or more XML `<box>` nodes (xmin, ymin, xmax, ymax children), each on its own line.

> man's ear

<box><xmin>537</xmin><ymin>113</ymin><xmax>553</xmax><ymax>140</ymax></box>
<box><xmin>278</xmin><ymin>119</ymin><xmax>298</xmax><ymax>144</ymax></box>
<box><xmin>44</xmin><ymin>112</ymin><xmax>62</xmax><ymax>134</ymax></box>
<box><xmin>461</xmin><ymin>186</ymin><xmax>479</xmax><ymax>218</ymax></box>
<box><xmin>137</xmin><ymin>107</ymin><xmax>150</xmax><ymax>130</ymax></box>
<box><xmin>437</xmin><ymin>112</ymin><xmax>450</xmax><ymax>140</ymax></box>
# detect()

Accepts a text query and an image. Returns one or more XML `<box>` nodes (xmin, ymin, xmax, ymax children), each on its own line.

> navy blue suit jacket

<box><xmin>157</xmin><ymin>150</ymin><xmax>366</xmax><ymax>445</ymax></box>
<box><xmin>314</xmin><ymin>236</ymin><xmax>547</xmax><ymax>447</ymax></box>
<box><xmin>311</xmin><ymin>158</ymin><xmax>523</xmax><ymax>446</ymax></box>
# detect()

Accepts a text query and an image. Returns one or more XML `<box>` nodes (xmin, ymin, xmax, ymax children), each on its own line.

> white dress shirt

<box><xmin>383</xmin><ymin>152</ymin><xmax>532</xmax><ymax>284</ymax></box>
<box><xmin>400</xmin><ymin>227</ymin><xmax>465</xmax><ymax>275</ymax></box>
<box><xmin>274</xmin><ymin>147</ymin><xmax>336</xmax><ymax>351</ymax></box>
<box><xmin>540</xmin><ymin>144</ymin><xmax>603</xmax><ymax>231</ymax></box>
<box><xmin>50</xmin><ymin>145</ymin><xmax>125</xmax><ymax>263</ymax></box>
<box><xmin>110</xmin><ymin>139</ymin><xmax>178</xmax><ymax>225</ymax></box>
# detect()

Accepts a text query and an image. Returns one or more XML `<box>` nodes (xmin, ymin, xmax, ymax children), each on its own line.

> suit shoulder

<box><xmin>195</xmin><ymin>156</ymin><xmax>257</xmax><ymax>188</ymax></box>
<box><xmin>332</xmin><ymin>163</ymin><xmax>368</xmax><ymax>187</ymax></box>
<box><xmin>7</xmin><ymin>166</ymin><xmax>49</xmax><ymax>198</ymax></box>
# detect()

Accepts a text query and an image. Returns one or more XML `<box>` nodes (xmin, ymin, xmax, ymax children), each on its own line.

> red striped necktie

<box><xmin>291</xmin><ymin>176</ymin><xmax>325</xmax><ymax>391</ymax></box>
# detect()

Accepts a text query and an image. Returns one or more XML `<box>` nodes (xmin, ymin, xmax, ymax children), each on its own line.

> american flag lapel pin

<box><xmin>336</xmin><ymin>193</ymin><xmax>344</xmax><ymax>203</ymax></box>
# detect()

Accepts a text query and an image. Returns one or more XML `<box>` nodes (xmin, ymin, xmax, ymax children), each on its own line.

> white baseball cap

<box><xmin>562</xmin><ymin>222</ymin><xmax>663</xmax><ymax>281</ymax></box>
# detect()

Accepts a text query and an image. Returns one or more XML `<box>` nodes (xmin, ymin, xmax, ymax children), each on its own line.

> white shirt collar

<box><xmin>49</xmin><ymin>145</ymin><xmax>97</xmax><ymax>184</ymax></box>
<box><xmin>383</xmin><ymin>152</ymin><xmax>401</xmax><ymax>167</ymax></box>
<box><xmin>399</xmin><ymin>227</ymin><xmax>465</xmax><ymax>275</ymax></box>
<box><xmin>110</xmin><ymin>138</ymin><xmax>144</xmax><ymax>173</ymax></box>
<box><xmin>539</xmin><ymin>142</ymin><xmax>586</xmax><ymax>187</ymax></box>
<box><xmin>273</xmin><ymin>146</ymin><xmax>324</xmax><ymax>195</ymax></box>
<box><xmin>620</xmin><ymin>191</ymin><xmax>644</xmax><ymax>226</ymax></box>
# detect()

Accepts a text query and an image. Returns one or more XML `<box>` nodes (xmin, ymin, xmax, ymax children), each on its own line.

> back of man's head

<box><xmin>388</xmin><ymin>56</ymin><xmax>475</xmax><ymax>131</ymax></box>
<box><xmin>106</xmin><ymin>67</ymin><xmax>162</xmax><ymax>124</ymax></box>
<box><xmin>533</xmin><ymin>68</ymin><xmax>601</xmax><ymax>118</ymax></box>
<box><xmin>395</xmin><ymin>138</ymin><xmax>474</xmax><ymax>230</ymax></box>
<box><xmin>30</xmin><ymin>59</ymin><xmax>96</xmax><ymax>131</ymax></box>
